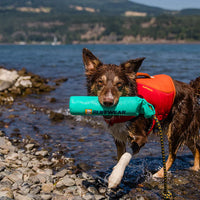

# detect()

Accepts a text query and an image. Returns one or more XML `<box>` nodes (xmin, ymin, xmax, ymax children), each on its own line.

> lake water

<box><xmin>0</xmin><ymin>44</ymin><xmax>200</xmax><ymax>196</ymax></box>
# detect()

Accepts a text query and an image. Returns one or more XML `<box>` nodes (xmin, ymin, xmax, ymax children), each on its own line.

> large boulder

<box><xmin>0</xmin><ymin>68</ymin><xmax>19</xmax><ymax>91</ymax></box>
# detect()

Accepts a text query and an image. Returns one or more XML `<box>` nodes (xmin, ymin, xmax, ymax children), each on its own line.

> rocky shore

<box><xmin>0</xmin><ymin>67</ymin><xmax>55</xmax><ymax>105</ymax></box>
<box><xmin>0</xmin><ymin>130</ymin><xmax>110</xmax><ymax>200</ymax></box>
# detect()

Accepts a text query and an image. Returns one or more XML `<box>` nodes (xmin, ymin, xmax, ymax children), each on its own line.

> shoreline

<box><xmin>0</xmin><ymin>40</ymin><xmax>200</xmax><ymax>46</ymax></box>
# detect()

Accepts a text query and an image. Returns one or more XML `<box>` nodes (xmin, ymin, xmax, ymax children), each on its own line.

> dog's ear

<box><xmin>82</xmin><ymin>48</ymin><xmax>102</xmax><ymax>74</ymax></box>
<box><xmin>120</xmin><ymin>57</ymin><xmax>145</xmax><ymax>79</ymax></box>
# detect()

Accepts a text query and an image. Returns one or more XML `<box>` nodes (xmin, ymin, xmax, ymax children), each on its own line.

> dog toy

<box><xmin>69</xmin><ymin>96</ymin><xmax>155</xmax><ymax>118</ymax></box>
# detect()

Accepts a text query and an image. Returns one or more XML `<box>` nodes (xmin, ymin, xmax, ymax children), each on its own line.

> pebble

<box><xmin>62</xmin><ymin>176</ymin><xmax>76</xmax><ymax>186</ymax></box>
<box><xmin>42</xmin><ymin>183</ymin><xmax>54</xmax><ymax>193</ymax></box>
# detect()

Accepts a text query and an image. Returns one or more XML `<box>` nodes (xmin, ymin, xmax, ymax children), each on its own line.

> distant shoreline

<box><xmin>0</xmin><ymin>40</ymin><xmax>200</xmax><ymax>45</ymax></box>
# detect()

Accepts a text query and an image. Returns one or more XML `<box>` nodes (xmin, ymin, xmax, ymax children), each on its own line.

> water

<box><xmin>0</xmin><ymin>44</ymin><xmax>200</xmax><ymax>197</ymax></box>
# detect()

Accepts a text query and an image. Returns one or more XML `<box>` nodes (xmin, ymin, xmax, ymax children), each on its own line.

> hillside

<box><xmin>0</xmin><ymin>0</ymin><xmax>200</xmax><ymax>44</ymax></box>
<box><xmin>0</xmin><ymin>0</ymin><xmax>167</xmax><ymax>15</ymax></box>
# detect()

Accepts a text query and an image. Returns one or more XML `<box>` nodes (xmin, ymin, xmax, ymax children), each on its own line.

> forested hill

<box><xmin>0</xmin><ymin>0</ymin><xmax>200</xmax><ymax>44</ymax></box>
<box><xmin>0</xmin><ymin>0</ymin><xmax>167</xmax><ymax>15</ymax></box>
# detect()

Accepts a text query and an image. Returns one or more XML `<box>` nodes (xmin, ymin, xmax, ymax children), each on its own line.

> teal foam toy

<box><xmin>69</xmin><ymin>96</ymin><xmax>155</xmax><ymax>119</ymax></box>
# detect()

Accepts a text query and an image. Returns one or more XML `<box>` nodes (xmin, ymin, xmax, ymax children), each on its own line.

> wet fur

<box><xmin>82</xmin><ymin>48</ymin><xmax>200</xmax><ymax>185</ymax></box>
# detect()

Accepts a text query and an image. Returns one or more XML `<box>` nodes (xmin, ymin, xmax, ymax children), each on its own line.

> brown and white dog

<box><xmin>82</xmin><ymin>48</ymin><xmax>200</xmax><ymax>188</ymax></box>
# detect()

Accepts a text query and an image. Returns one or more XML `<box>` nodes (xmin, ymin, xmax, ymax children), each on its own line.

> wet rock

<box><xmin>49</xmin><ymin>111</ymin><xmax>65</xmax><ymax>121</ymax></box>
<box><xmin>173</xmin><ymin>177</ymin><xmax>189</xmax><ymax>185</ymax></box>
<box><xmin>49</xmin><ymin>97</ymin><xmax>57</xmax><ymax>103</ymax></box>
<box><xmin>77</xmin><ymin>162</ymin><xmax>92</xmax><ymax>171</ymax></box>
<box><xmin>0</xmin><ymin>67</ymin><xmax>55</xmax><ymax>105</ymax></box>
<box><xmin>53</xmin><ymin>77</ymin><xmax>68</xmax><ymax>86</ymax></box>
<box><xmin>15</xmin><ymin>76</ymin><xmax>32</xmax><ymax>88</ymax></box>
<box><xmin>0</xmin><ymin>68</ymin><xmax>19</xmax><ymax>91</ymax></box>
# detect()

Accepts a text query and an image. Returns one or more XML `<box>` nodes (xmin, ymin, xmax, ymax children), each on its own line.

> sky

<box><xmin>130</xmin><ymin>0</ymin><xmax>200</xmax><ymax>10</ymax></box>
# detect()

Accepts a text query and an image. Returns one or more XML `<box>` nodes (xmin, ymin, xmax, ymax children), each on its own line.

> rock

<box><xmin>0</xmin><ymin>81</ymin><xmax>13</xmax><ymax>92</ymax></box>
<box><xmin>6</xmin><ymin>171</ymin><xmax>23</xmax><ymax>182</ymax></box>
<box><xmin>52</xmin><ymin>195</ymin><xmax>68</xmax><ymax>200</ymax></box>
<box><xmin>29</xmin><ymin>185</ymin><xmax>41</xmax><ymax>195</ymax></box>
<box><xmin>0</xmin><ymin>197</ymin><xmax>14</xmax><ymax>200</ymax></box>
<box><xmin>49</xmin><ymin>97</ymin><xmax>57</xmax><ymax>103</ymax></box>
<box><xmin>94</xmin><ymin>195</ymin><xmax>105</xmax><ymax>200</ymax></box>
<box><xmin>87</xmin><ymin>186</ymin><xmax>98</xmax><ymax>195</ymax></box>
<box><xmin>82</xmin><ymin>193</ymin><xmax>95</xmax><ymax>200</ymax></box>
<box><xmin>35</xmin><ymin>150</ymin><xmax>48</xmax><ymax>157</ymax></box>
<box><xmin>54</xmin><ymin>169</ymin><xmax>68</xmax><ymax>178</ymax></box>
<box><xmin>62</xmin><ymin>176</ymin><xmax>76</xmax><ymax>187</ymax></box>
<box><xmin>98</xmin><ymin>187</ymin><xmax>106</xmax><ymax>194</ymax></box>
<box><xmin>0</xmin><ymin>69</ymin><xmax>19</xmax><ymax>91</ymax></box>
<box><xmin>14</xmin><ymin>76</ymin><xmax>32</xmax><ymax>88</ymax></box>
<box><xmin>0</xmin><ymin>187</ymin><xmax>14</xmax><ymax>199</ymax></box>
<box><xmin>173</xmin><ymin>177</ymin><xmax>189</xmax><ymax>185</ymax></box>
<box><xmin>40</xmin><ymin>194</ymin><xmax>52</xmax><ymax>200</ymax></box>
<box><xmin>53</xmin><ymin>77</ymin><xmax>68</xmax><ymax>86</ymax></box>
<box><xmin>25</xmin><ymin>144</ymin><xmax>35</xmax><ymax>151</ymax></box>
<box><xmin>49</xmin><ymin>111</ymin><xmax>65</xmax><ymax>121</ymax></box>
<box><xmin>42</xmin><ymin>183</ymin><xmax>54</xmax><ymax>193</ymax></box>
<box><xmin>77</xmin><ymin>162</ymin><xmax>92</xmax><ymax>171</ymax></box>
<box><xmin>14</xmin><ymin>193</ymin><xmax>33</xmax><ymax>200</ymax></box>
<box><xmin>0</xmin><ymin>137</ymin><xmax>15</xmax><ymax>153</ymax></box>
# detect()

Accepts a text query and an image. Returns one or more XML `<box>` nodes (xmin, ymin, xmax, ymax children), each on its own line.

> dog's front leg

<box><xmin>115</xmin><ymin>140</ymin><xmax>126</xmax><ymax>161</ymax></box>
<box><xmin>108</xmin><ymin>152</ymin><xmax>132</xmax><ymax>188</ymax></box>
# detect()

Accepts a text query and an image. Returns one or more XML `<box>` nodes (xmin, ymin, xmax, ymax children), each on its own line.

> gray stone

<box><xmin>87</xmin><ymin>186</ymin><xmax>98</xmax><ymax>195</ymax></box>
<box><xmin>14</xmin><ymin>193</ymin><xmax>33</xmax><ymax>200</ymax></box>
<box><xmin>0</xmin><ymin>187</ymin><xmax>14</xmax><ymax>199</ymax></box>
<box><xmin>40</xmin><ymin>194</ymin><xmax>52</xmax><ymax>200</ymax></box>
<box><xmin>54</xmin><ymin>169</ymin><xmax>68</xmax><ymax>178</ymax></box>
<box><xmin>15</xmin><ymin>76</ymin><xmax>32</xmax><ymax>88</ymax></box>
<box><xmin>0</xmin><ymin>197</ymin><xmax>14</xmax><ymax>200</ymax></box>
<box><xmin>83</xmin><ymin>193</ymin><xmax>95</xmax><ymax>200</ymax></box>
<box><xmin>52</xmin><ymin>195</ymin><xmax>68</xmax><ymax>200</ymax></box>
<box><xmin>19</xmin><ymin>183</ymin><xmax>30</xmax><ymax>195</ymax></box>
<box><xmin>62</xmin><ymin>176</ymin><xmax>75</xmax><ymax>187</ymax></box>
<box><xmin>41</xmin><ymin>183</ymin><xmax>54</xmax><ymax>193</ymax></box>
<box><xmin>98</xmin><ymin>187</ymin><xmax>106</xmax><ymax>194</ymax></box>
<box><xmin>0</xmin><ymin>81</ymin><xmax>12</xmax><ymax>92</ymax></box>
<box><xmin>94</xmin><ymin>195</ymin><xmax>105</xmax><ymax>200</ymax></box>
<box><xmin>0</xmin><ymin>69</ymin><xmax>19</xmax><ymax>91</ymax></box>
<box><xmin>35</xmin><ymin>150</ymin><xmax>48</xmax><ymax>157</ymax></box>
<box><xmin>25</xmin><ymin>144</ymin><xmax>35</xmax><ymax>151</ymax></box>
<box><xmin>7</xmin><ymin>171</ymin><xmax>23</xmax><ymax>183</ymax></box>
<box><xmin>29</xmin><ymin>185</ymin><xmax>41</xmax><ymax>195</ymax></box>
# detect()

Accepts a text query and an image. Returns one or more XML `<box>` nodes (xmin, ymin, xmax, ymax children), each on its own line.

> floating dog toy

<box><xmin>69</xmin><ymin>96</ymin><xmax>155</xmax><ymax>118</ymax></box>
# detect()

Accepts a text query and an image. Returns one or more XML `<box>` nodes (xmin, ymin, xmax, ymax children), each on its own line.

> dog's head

<box><xmin>82</xmin><ymin>48</ymin><xmax>145</xmax><ymax>107</ymax></box>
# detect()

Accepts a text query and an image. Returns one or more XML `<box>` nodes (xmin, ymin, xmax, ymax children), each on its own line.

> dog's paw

<box><xmin>153</xmin><ymin>169</ymin><xmax>164</xmax><ymax>178</ymax></box>
<box><xmin>108</xmin><ymin>166</ymin><xmax>124</xmax><ymax>188</ymax></box>
<box><xmin>189</xmin><ymin>166</ymin><xmax>200</xmax><ymax>171</ymax></box>
<box><xmin>108</xmin><ymin>152</ymin><xmax>132</xmax><ymax>188</ymax></box>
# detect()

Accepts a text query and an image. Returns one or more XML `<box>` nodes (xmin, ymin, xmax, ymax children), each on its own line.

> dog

<box><xmin>82</xmin><ymin>48</ymin><xmax>200</xmax><ymax>188</ymax></box>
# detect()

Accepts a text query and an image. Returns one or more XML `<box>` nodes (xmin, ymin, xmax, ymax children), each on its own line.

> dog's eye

<box><xmin>97</xmin><ymin>80</ymin><xmax>103</xmax><ymax>88</ymax></box>
<box><xmin>116</xmin><ymin>82</ymin><xmax>123</xmax><ymax>90</ymax></box>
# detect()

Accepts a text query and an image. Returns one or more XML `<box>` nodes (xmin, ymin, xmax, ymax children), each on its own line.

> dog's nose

<box><xmin>103</xmin><ymin>98</ymin><xmax>114</xmax><ymax>107</ymax></box>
